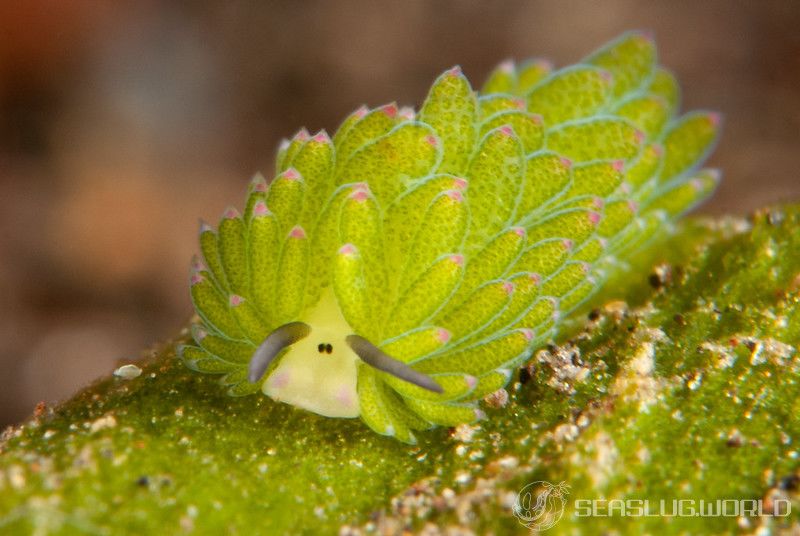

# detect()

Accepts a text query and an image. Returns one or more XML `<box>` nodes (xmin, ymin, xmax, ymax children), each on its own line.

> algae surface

<box><xmin>1</xmin><ymin>207</ymin><xmax>799</xmax><ymax>535</ymax></box>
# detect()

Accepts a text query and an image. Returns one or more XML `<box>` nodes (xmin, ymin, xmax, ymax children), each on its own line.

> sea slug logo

<box><xmin>513</xmin><ymin>480</ymin><xmax>570</xmax><ymax>532</ymax></box>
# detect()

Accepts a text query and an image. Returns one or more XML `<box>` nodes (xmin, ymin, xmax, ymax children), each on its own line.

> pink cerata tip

<box><xmin>338</xmin><ymin>243</ymin><xmax>357</xmax><ymax>256</ymax></box>
<box><xmin>498</xmin><ymin>59</ymin><xmax>514</xmax><ymax>73</ymax></box>
<box><xmin>445</xmin><ymin>189</ymin><xmax>463</xmax><ymax>202</ymax></box>
<box><xmin>588</xmin><ymin>212</ymin><xmax>601</xmax><ymax>225</ymax></box>
<box><xmin>312</xmin><ymin>131</ymin><xmax>330</xmax><ymax>143</ymax></box>
<box><xmin>560</xmin><ymin>157</ymin><xmax>573</xmax><ymax>169</ymax></box>
<box><xmin>503</xmin><ymin>282</ymin><xmax>515</xmax><ymax>295</ymax></box>
<box><xmin>354</xmin><ymin>105</ymin><xmax>368</xmax><ymax>118</ymax></box>
<box><xmin>562</xmin><ymin>239</ymin><xmax>574</xmax><ymax>251</ymax></box>
<box><xmin>690</xmin><ymin>178</ymin><xmax>705</xmax><ymax>191</ymax></box>
<box><xmin>530</xmin><ymin>114</ymin><xmax>543</xmax><ymax>125</ymax></box>
<box><xmin>707</xmin><ymin>112</ymin><xmax>722</xmax><ymax>126</ymax></box>
<box><xmin>253</xmin><ymin>201</ymin><xmax>270</xmax><ymax>216</ymax></box>
<box><xmin>289</xmin><ymin>226</ymin><xmax>306</xmax><ymax>239</ymax></box>
<box><xmin>628</xmin><ymin>200</ymin><xmax>639</xmax><ymax>213</ymax></box>
<box><xmin>250</xmin><ymin>174</ymin><xmax>267</xmax><ymax>191</ymax></box>
<box><xmin>452</xmin><ymin>177</ymin><xmax>468</xmax><ymax>190</ymax></box>
<box><xmin>283</xmin><ymin>168</ymin><xmax>301</xmax><ymax>180</ymax></box>
<box><xmin>593</xmin><ymin>197</ymin><xmax>605</xmax><ymax>209</ymax></box>
<box><xmin>512</xmin><ymin>227</ymin><xmax>526</xmax><ymax>237</ymax></box>
<box><xmin>223</xmin><ymin>207</ymin><xmax>239</xmax><ymax>219</ymax></box>
<box><xmin>348</xmin><ymin>189</ymin><xmax>369</xmax><ymax>201</ymax></box>
<box><xmin>425</xmin><ymin>134</ymin><xmax>438</xmax><ymax>146</ymax></box>
<box><xmin>229</xmin><ymin>295</ymin><xmax>245</xmax><ymax>306</ymax></box>
<box><xmin>447</xmin><ymin>65</ymin><xmax>462</xmax><ymax>77</ymax></box>
<box><xmin>529</xmin><ymin>273</ymin><xmax>541</xmax><ymax>285</ymax></box>
<box><xmin>634</xmin><ymin>129</ymin><xmax>645</xmax><ymax>144</ymax></box>
<box><xmin>436</xmin><ymin>328</ymin><xmax>451</xmax><ymax>343</ymax></box>
<box><xmin>190</xmin><ymin>273</ymin><xmax>205</xmax><ymax>285</ymax></box>
<box><xmin>382</xmin><ymin>103</ymin><xmax>398</xmax><ymax>118</ymax></box>
<box><xmin>521</xmin><ymin>329</ymin><xmax>534</xmax><ymax>341</ymax></box>
<box><xmin>465</xmin><ymin>375</ymin><xmax>477</xmax><ymax>389</ymax></box>
<box><xmin>450</xmin><ymin>254</ymin><xmax>465</xmax><ymax>266</ymax></box>
<box><xmin>612</xmin><ymin>160</ymin><xmax>625</xmax><ymax>172</ymax></box>
<box><xmin>498</xmin><ymin>125</ymin><xmax>514</xmax><ymax>136</ymax></box>
<box><xmin>295</xmin><ymin>128</ymin><xmax>309</xmax><ymax>141</ymax></box>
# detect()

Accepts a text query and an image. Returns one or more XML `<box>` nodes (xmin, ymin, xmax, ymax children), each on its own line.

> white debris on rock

<box><xmin>454</xmin><ymin>471</ymin><xmax>472</xmax><ymax>486</ymax></box>
<box><xmin>452</xmin><ymin>423</ymin><xmax>479</xmax><ymax>443</ymax></box>
<box><xmin>552</xmin><ymin>423</ymin><xmax>579</xmax><ymax>443</ymax></box>
<box><xmin>611</xmin><ymin>341</ymin><xmax>667</xmax><ymax>412</ymax></box>
<box><xmin>740</xmin><ymin>336</ymin><xmax>796</xmax><ymax>367</ymax></box>
<box><xmin>495</xmin><ymin>455</ymin><xmax>519</xmax><ymax>471</ymax></box>
<box><xmin>630</xmin><ymin>342</ymin><xmax>655</xmax><ymax>376</ymax></box>
<box><xmin>537</xmin><ymin>343</ymin><xmax>591</xmax><ymax>395</ymax></box>
<box><xmin>687</xmin><ymin>371</ymin><xmax>703</xmax><ymax>391</ymax></box>
<box><xmin>637</xmin><ymin>327</ymin><xmax>669</xmax><ymax>344</ymax></box>
<box><xmin>700</xmin><ymin>341</ymin><xmax>737</xmax><ymax>369</ymax></box>
<box><xmin>482</xmin><ymin>388</ymin><xmax>508</xmax><ymax>409</ymax></box>
<box><xmin>89</xmin><ymin>414</ymin><xmax>117</xmax><ymax>433</ymax></box>
<box><xmin>576</xmin><ymin>431</ymin><xmax>620</xmax><ymax>490</ymax></box>
<box><xmin>348</xmin><ymin>464</ymin><xmax>525</xmax><ymax>535</ymax></box>
<box><xmin>113</xmin><ymin>364</ymin><xmax>142</xmax><ymax>380</ymax></box>
<box><xmin>7</xmin><ymin>465</ymin><xmax>26</xmax><ymax>490</ymax></box>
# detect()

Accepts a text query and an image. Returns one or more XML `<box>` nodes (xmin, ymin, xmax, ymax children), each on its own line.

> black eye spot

<box><xmin>326</xmin><ymin>344</ymin><xmax>333</xmax><ymax>354</ymax></box>
<box><xmin>317</xmin><ymin>343</ymin><xmax>325</xmax><ymax>353</ymax></box>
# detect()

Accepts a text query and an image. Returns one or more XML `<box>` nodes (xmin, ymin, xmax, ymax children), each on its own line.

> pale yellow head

<box><xmin>261</xmin><ymin>290</ymin><xmax>361</xmax><ymax>418</ymax></box>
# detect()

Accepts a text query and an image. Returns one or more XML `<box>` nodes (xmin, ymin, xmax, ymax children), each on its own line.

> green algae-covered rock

<box><xmin>1</xmin><ymin>206</ymin><xmax>799</xmax><ymax>535</ymax></box>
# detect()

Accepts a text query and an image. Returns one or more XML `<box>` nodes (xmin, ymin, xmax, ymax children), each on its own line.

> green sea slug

<box><xmin>181</xmin><ymin>32</ymin><xmax>721</xmax><ymax>443</ymax></box>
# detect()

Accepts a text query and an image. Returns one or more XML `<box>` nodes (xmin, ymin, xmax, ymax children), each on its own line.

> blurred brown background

<box><xmin>1</xmin><ymin>0</ymin><xmax>798</xmax><ymax>427</ymax></box>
